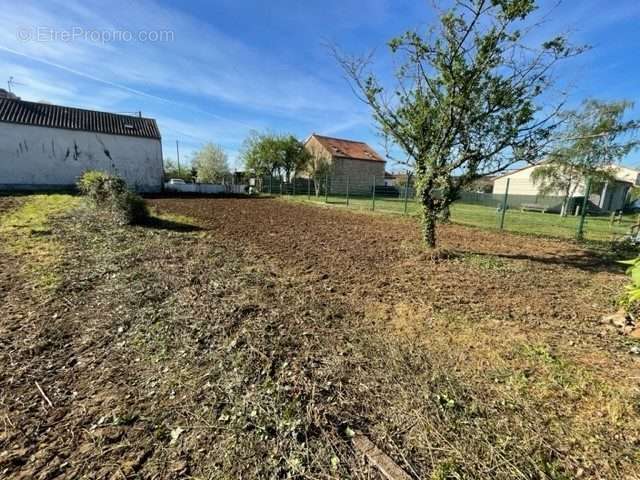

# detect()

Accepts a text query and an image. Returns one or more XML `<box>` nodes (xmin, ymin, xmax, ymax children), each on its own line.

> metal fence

<box><xmin>258</xmin><ymin>174</ymin><xmax>638</xmax><ymax>245</ymax></box>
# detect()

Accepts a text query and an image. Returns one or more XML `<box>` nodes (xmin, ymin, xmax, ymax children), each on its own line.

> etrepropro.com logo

<box><xmin>16</xmin><ymin>26</ymin><xmax>175</xmax><ymax>43</ymax></box>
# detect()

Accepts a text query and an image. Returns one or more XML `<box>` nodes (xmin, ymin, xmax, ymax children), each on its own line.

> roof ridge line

<box><xmin>312</xmin><ymin>133</ymin><xmax>367</xmax><ymax>143</ymax></box>
<box><xmin>0</xmin><ymin>97</ymin><xmax>154</xmax><ymax>121</ymax></box>
<box><xmin>0</xmin><ymin>97</ymin><xmax>160</xmax><ymax>139</ymax></box>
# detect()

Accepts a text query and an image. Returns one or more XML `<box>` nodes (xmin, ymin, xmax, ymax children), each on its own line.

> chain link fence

<box><xmin>257</xmin><ymin>174</ymin><xmax>639</xmax><ymax>245</ymax></box>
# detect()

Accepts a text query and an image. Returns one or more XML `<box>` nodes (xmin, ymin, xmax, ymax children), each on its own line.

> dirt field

<box><xmin>1</xmin><ymin>194</ymin><xmax>639</xmax><ymax>479</ymax></box>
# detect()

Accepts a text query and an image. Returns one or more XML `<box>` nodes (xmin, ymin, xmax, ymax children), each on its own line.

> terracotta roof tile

<box><xmin>0</xmin><ymin>98</ymin><xmax>161</xmax><ymax>139</ymax></box>
<box><xmin>311</xmin><ymin>134</ymin><xmax>385</xmax><ymax>162</ymax></box>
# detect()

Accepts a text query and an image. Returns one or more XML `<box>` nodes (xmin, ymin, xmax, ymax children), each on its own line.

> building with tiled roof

<box><xmin>304</xmin><ymin>134</ymin><xmax>386</xmax><ymax>194</ymax></box>
<box><xmin>0</xmin><ymin>95</ymin><xmax>163</xmax><ymax>192</ymax></box>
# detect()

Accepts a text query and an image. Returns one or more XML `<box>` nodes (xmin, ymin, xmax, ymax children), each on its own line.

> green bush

<box><xmin>620</xmin><ymin>256</ymin><xmax>640</xmax><ymax>306</ymax></box>
<box><xmin>78</xmin><ymin>171</ymin><xmax>126</xmax><ymax>204</ymax></box>
<box><xmin>77</xmin><ymin>171</ymin><xmax>148</xmax><ymax>225</ymax></box>
<box><xmin>114</xmin><ymin>190</ymin><xmax>149</xmax><ymax>225</ymax></box>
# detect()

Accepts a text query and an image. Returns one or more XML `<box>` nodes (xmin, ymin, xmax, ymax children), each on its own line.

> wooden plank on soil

<box><xmin>352</xmin><ymin>433</ymin><xmax>412</xmax><ymax>480</ymax></box>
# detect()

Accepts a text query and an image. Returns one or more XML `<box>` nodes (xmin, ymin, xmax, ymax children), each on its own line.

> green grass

<box><xmin>461</xmin><ymin>253</ymin><xmax>517</xmax><ymax>271</ymax></box>
<box><xmin>0</xmin><ymin>194</ymin><xmax>80</xmax><ymax>234</ymax></box>
<box><xmin>0</xmin><ymin>194</ymin><xmax>81</xmax><ymax>288</ymax></box>
<box><xmin>147</xmin><ymin>207</ymin><xmax>198</xmax><ymax>226</ymax></box>
<box><xmin>282</xmin><ymin>193</ymin><xmax>637</xmax><ymax>243</ymax></box>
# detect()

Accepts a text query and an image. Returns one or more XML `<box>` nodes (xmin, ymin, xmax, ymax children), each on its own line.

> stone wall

<box><xmin>303</xmin><ymin>136</ymin><xmax>386</xmax><ymax>195</ymax></box>
<box><xmin>330</xmin><ymin>157</ymin><xmax>385</xmax><ymax>195</ymax></box>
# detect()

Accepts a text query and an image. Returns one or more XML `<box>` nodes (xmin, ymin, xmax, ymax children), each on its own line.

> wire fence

<box><xmin>257</xmin><ymin>174</ymin><xmax>640</xmax><ymax>245</ymax></box>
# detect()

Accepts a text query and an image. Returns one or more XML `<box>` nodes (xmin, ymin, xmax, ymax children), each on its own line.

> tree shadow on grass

<box><xmin>464</xmin><ymin>249</ymin><xmax>626</xmax><ymax>274</ymax></box>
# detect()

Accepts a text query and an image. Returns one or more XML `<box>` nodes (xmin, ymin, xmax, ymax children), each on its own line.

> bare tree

<box><xmin>332</xmin><ymin>0</ymin><xmax>584</xmax><ymax>247</ymax></box>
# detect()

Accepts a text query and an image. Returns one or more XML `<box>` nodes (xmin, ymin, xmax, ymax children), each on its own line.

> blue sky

<box><xmin>2</xmin><ymin>0</ymin><xmax>640</xmax><ymax>170</ymax></box>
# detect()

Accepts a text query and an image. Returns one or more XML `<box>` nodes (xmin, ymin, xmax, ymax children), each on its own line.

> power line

<box><xmin>0</xmin><ymin>45</ymin><xmax>258</xmax><ymax>130</ymax></box>
<box><xmin>176</xmin><ymin>140</ymin><xmax>181</xmax><ymax>175</ymax></box>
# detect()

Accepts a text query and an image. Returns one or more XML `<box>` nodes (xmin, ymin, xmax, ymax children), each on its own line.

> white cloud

<box><xmin>0</xmin><ymin>0</ymin><xmax>380</xmax><ymax>162</ymax></box>
<box><xmin>0</xmin><ymin>0</ymin><xmax>361</xmax><ymax>117</ymax></box>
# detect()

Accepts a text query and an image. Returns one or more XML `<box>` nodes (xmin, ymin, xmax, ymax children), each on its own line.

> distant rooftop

<box><xmin>309</xmin><ymin>134</ymin><xmax>385</xmax><ymax>162</ymax></box>
<box><xmin>0</xmin><ymin>97</ymin><xmax>161</xmax><ymax>139</ymax></box>
<box><xmin>0</xmin><ymin>88</ymin><xmax>19</xmax><ymax>100</ymax></box>
<box><xmin>496</xmin><ymin>161</ymin><xmax>640</xmax><ymax>185</ymax></box>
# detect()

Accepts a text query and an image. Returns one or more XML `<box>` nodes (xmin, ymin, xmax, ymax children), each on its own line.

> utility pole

<box><xmin>372</xmin><ymin>175</ymin><xmax>376</xmax><ymax>211</ymax></box>
<box><xmin>176</xmin><ymin>140</ymin><xmax>181</xmax><ymax>176</ymax></box>
<box><xmin>324</xmin><ymin>172</ymin><xmax>329</xmax><ymax>203</ymax></box>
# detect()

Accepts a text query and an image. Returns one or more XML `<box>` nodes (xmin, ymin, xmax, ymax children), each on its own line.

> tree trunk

<box><xmin>423</xmin><ymin>213</ymin><xmax>437</xmax><ymax>248</ymax></box>
<box><xmin>421</xmin><ymin>186</ymin><xmax>438</xmax><ymax>248</ymax></box>
<box><xmin>438</xmin><ymin>204</ymin><xmax>451</xmax><ymax>224</ymax></box>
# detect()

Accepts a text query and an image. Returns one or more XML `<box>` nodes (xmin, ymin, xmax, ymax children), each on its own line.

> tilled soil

<box><xmin>1</xmin><ymin>195</ymin><xmax>639</xmax><ymax>479</ymax></box>
<box><xmin>149</xmin><ymin>197</ymin><xmax>624</xmax><ymax>348</ymax></box>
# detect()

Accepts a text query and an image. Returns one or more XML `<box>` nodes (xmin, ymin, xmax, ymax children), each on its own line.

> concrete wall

<box><xmin>0</xmin><ymin>123</ymin><xmax>163</xmax><ymax>192</ymax></box>
<box><xmin>592</xmin><ymin>181</ymin><xmax>629</xmax><ymax>211</ymax></box>
<box><xmin>609</xmin><ymin>183</ymin><xmax>630</xmax><ymax>211</ymax></box>
<box><xmin>164</xmin><ymin>183</ymin><xmax>247</xmax><ymax>194</ymax></box>
<box><xmin>493</xmin><ymin>165</ymin><xmax>633</xmax><ymax>212</ymax></box>
<box><xmin>493</xmin><ymin>165</ymin><xmax>587</xmax><ymax>197</ymax></box>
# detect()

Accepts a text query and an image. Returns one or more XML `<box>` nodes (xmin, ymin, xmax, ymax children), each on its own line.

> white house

<box><xmin>492</xmin><ymin>163</ymin><xmax>640</xmax><ymax>212</ymax></box>
<box><xmin>0</xmin><ymin>91</ymin><xmax>163</xmax><ymax>192</ymax></box>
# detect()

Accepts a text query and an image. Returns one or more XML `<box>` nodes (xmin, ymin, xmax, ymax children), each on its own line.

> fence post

<box><xmin>292</xmin><ymin>177</ymin><xmax>296</xmax><ymax>197</ymax></box>
<box><xmin>499</xmin><ymin>178</ymin><xmax>510</xmax><ymax>230</ymax></box>
<box><xmin>372</xmin><ymin>175</ymin><xmax>376</xmax><ymax>211</ymax></box>
<box><xmin>280</xmin><ymin>179</ymin><xmax>283</xmax><ymax>196</ymax></box>
<box><xmin>307</xmin><ymin>177</ymin><xmax>311</xmax><ymax>200</ymax></box>
<box><xmin>403</xmin><ymin>179</ymin><xmax>409</xmax><ymax>215</ymax></box>
<box><xmin>324</xmin><ymin>172</ymin><xmax>329</xmax><ymax>203</ymax></box>
<box><xmin>346</xmin><ymin>176</ymin><xmax>350</xmax><ymax>206</ymax></box>
<box><xmin>269</xmin><ymin>176</ymin><xmax>272</xmax><ymax>195</ymax></box>
<box><xmin>576</xmin><ymin>177</ymin><xmax>592</xmax><ymax>241</ymax></box>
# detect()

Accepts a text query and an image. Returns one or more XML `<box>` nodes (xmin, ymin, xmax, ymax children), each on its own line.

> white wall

<box><xmin>493</xmin><ymin>165</ymin><xmax>586</xmax><ymax>197</ymax></box>
<box><xmin>0</xmin><ymin>123</ymin><xmax>163</xmax><ymax>192</ymax></box>
<box><xmin>164</xmin><ymin>183</ymin><xmax>247</xmax><ymax>194</ymax></box>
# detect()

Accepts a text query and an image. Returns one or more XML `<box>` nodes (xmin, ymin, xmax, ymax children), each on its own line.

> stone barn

<box><xmin>0</xmin><ymin>92</ymin><xmax>163</xmax><ymax>192</ymax></box>
<box><xmin>303</xmin><ymin>134</ymin><xmax>386</xmax><ymax>195</ymax></box>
